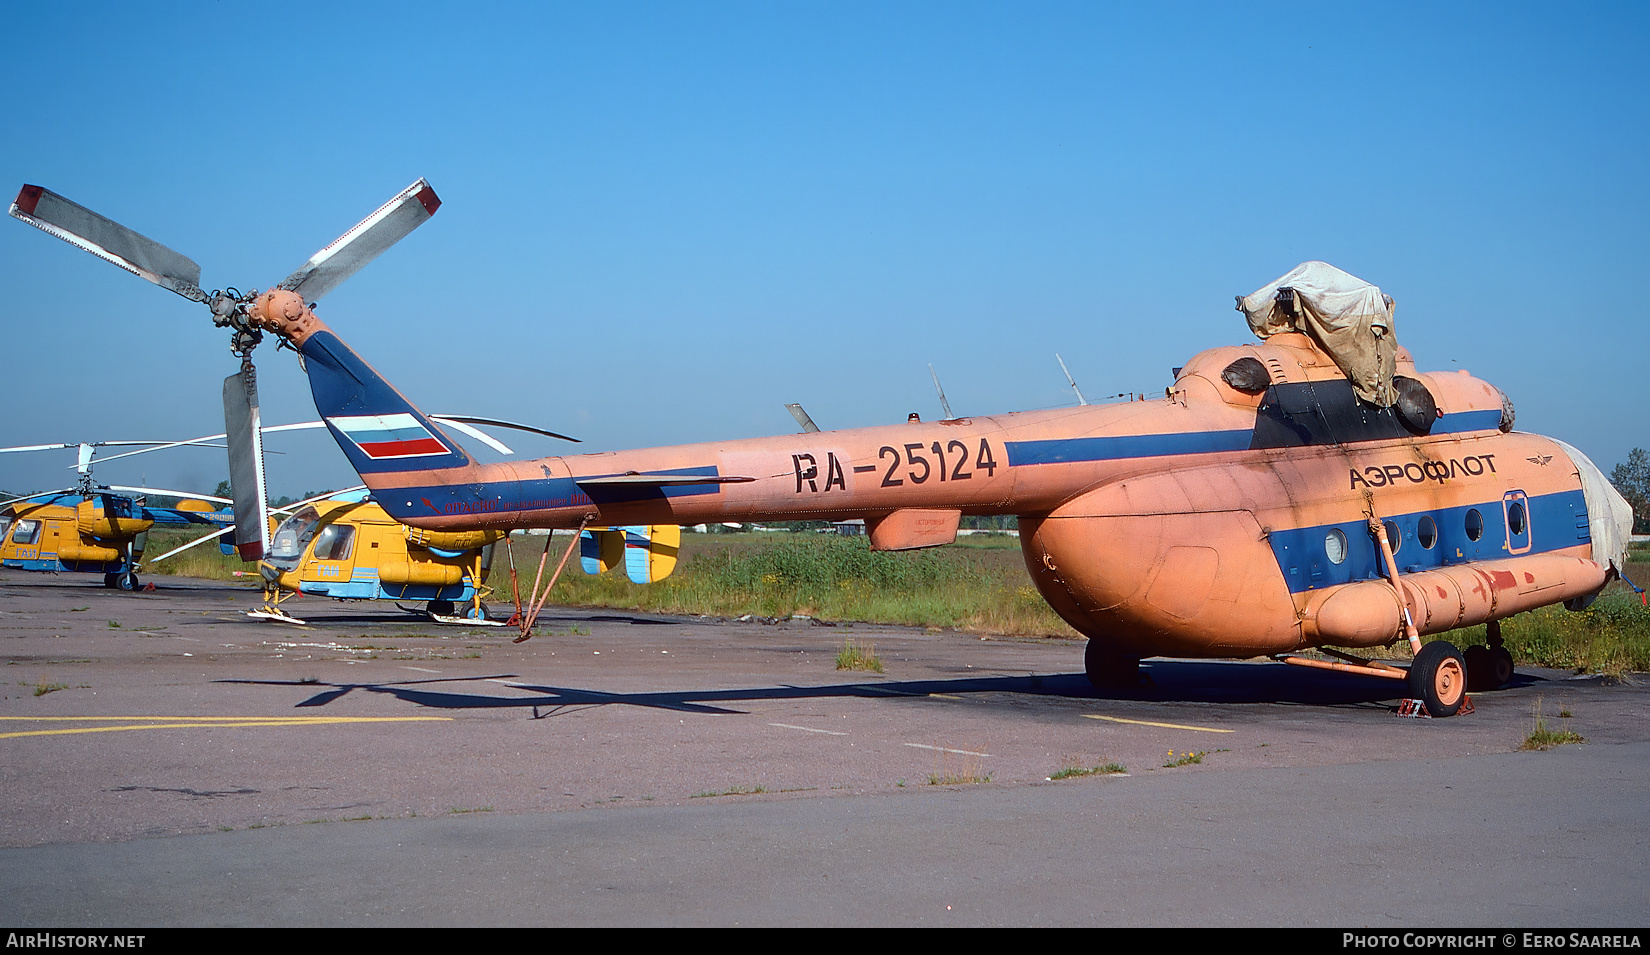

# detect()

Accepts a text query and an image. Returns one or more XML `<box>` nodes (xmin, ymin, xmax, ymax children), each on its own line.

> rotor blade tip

<box><xmin>13</xmin><ymin>184</ymin><xmax>43</xmax><ymax>215</ymax></box>
<box><xmin>416</xmin><ymin>183</ymin><xmax>441</xmax><ymax>216</ymax></box>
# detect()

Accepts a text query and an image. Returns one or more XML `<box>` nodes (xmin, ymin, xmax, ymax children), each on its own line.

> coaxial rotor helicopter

<box><xmin>0</xmin><ymin>437</ymin><xmax>234</xmax><ymax>589</ymax></box>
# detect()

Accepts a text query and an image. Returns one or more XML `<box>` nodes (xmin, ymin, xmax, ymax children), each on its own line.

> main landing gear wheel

<box><xmin>1084</xmin><ymin>641</ymin><xmax>1142</xmax><ymax>690</ymax></box>
<box><xmin>1408</xmin><ymin>640</ymin><xmax>1467</xmax><ymax>717</ymax></box>
<box><xmin>1465</xmin><ymin>645</ymin><xmax>1516</xmax><ymax>691</ymax></box>
<box><xmin>1488</xmin><ymin>646</ymin><xmax>1514</xmax><ymax>688</ymax></box>
<box><xmin>464</xmin><ymin>602</ymin><xmax>491</xmax><ymax>621</ymax></box>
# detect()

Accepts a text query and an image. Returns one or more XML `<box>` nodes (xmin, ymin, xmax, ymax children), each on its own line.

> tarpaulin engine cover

<box><xmin>1238</xmin><ymin>261</ymin><xmax>1397</xmax><ymax>407</ymax></box>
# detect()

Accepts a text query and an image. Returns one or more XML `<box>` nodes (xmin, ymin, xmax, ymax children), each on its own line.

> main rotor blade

<box><xmin>223</xmin><ymin>369</ymin><xmax>272</xmax><ymax>561</ymax></box>
<box><xmin>104</xmin><ymin>486</ymin><xmax>233</xmax><ymax>504</ymax></box>
<box><xmin>428</xmin><ymin>417</ymin><xmax>512</xmax><ymax>455</ymax></box>
<box><xmin>277</xmin><ymin>179</ymin><xmax>441</xmax><ymax>304</ymax></box>
<box><xmin>428</xmin><ymin>414</ymin><xmax>580</xmax><ymax>444</ymax></box>
<box><xmin>147</xmin><ymin>484</ymin><xmax>370</xmax><ymax>566</ymax></box>
<box><xmin>9</xmin><ymin>185</ymin><xmax>206</xmax><ymax>302</ymax></box>
<box><xmin>0</xmin><ymin>488</ymin><xmax>78</xmax><ymax>509</ymax></box>
<box><xmin>142</xmin><ymin>524</ymin><xmax>236</xmax><ymax>565</ymax></box>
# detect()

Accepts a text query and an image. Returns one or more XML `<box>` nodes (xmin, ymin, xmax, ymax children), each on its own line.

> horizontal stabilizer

<box><xmin>624</xmin><ymin>524</ymin><xmax>680</xmax><ymax>584</ymax></box>
<box><xmin>580</xmin><ymin>528</ymin><xmax>624</xmax><ymax>576</ymax></box>
<box><xmin>579</xmin><ymin>525</ymin><xmax>681</xmax><ymax>583</ymax></box>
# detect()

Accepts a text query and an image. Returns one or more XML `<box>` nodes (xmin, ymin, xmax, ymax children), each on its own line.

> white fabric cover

<box><xmin>1239</xmin><ymin>261</ymin><xmax>1397</xmax><ymax>406</ymax></box>
<box><xmin>1553</xmin><ymin>439</ymin><xmax>1635</xmax><ymax>576</ymax></box>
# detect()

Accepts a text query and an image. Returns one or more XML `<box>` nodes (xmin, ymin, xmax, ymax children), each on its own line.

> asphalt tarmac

<box><xmin>1</xmin><ymin>574</ymin><xmax>1646</xmax><ymax>926</ymax></box>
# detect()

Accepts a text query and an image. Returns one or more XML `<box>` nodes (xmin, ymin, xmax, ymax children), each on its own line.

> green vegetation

<box><xmin>690</xmin><ymin>785</ymin><xmax>768</xmax><ymax>798</ymax></box>
<box><xmin>141</xmin><ymin>527</ymin><xmax>250</xmax><ymax>580</ymax></box>
<box><xmin>1520</xmin><ymin>696</ymin><xmax>1585</xmax><ymax>751</ymax></box>
<box><xmin>927</xmin><ymin>769</ymin><xmax>992</xmax><ymax>785</ymax></box>
<box><xmin>1049</xmin><ymin>760</ymin><xmax>1127</xmax><ymax>780</ymax></box>
<box><xmin>491</xmin><ymin>532</ymin><xmax>1077</xmax><ymax>637</ymax></box>
<box><xmin>835</xmin><ymin>637</ymin><xmax>884</xmax><ymax>673</ymax></box>
<box><xmin>32</xmin><ymin>681</ymin><xmax>69</xmax><ymax>697</ymax></box>
<box><xmin>1162</xmin><ymin>750</ymin><xmax>1205</xmax><ymax>768</ymax></box>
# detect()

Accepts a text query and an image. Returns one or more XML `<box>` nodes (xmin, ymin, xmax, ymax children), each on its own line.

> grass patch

<box><xmin>1049</xmin><ymin>759</ymin><xmax>1127</xmax><ymax>780</ymax></box>
<box><xmin>491</xmin><ymin>533</ymin><xmax>1078</xmax><ymax>637</ymax></box>
<box><xmin>691</xmin><ymin>785</ymin><xmax>768</xmax><ymax>798</ymax></box>
<box><xmin>32</xmin><ymin>681</ymin><xmax>68</xmax><ymax>697</ymax></box>
<box><xmin>141</xmin><ymin>528</ymin><xmax>250</xmax><ymax>580</ymax></box>
<box><xmin>447</xmin><ymin>806</ymin><xmax>494</xmax><ymax>814</ymax></box>
<box><xmin>1521</xmin><ymin>697</ymin><xmax>1585</xmax><ymax>751</ymax></box>
<box><xmin>835</xmin><ymin>637</ymin><xmax>883</xmax><ymax>672</ymax></box>
<box><xmin>1162</xmin><ymin>750</ymin><xmax>1205</xmax><ymax>768</ymax></box>
<box><xmin>928</xmin><ymin>769</ymin><xmax>992</xmax><ymax>785</ymax></box>
<box><xmin>926</xmin><ymin>747</ymin><xmax>992</xmax><ymax>785</ymax></box>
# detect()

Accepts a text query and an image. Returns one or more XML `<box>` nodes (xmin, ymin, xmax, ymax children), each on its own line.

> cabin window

<box><xmin>11</xmin><ymin>520</ymin><xmax>40</xmax><ymax>545</ymax></box>
<box><xmin>1417</xmin><ymin>516</ymin><xmax>1438</xmax><ymax>550</ymax></box>
<box><xmin>0</xmin><ymin>518</ymin><xmax>10</xmax><ymax>542</ymax></box>
<box><xmin>1325</xmin><ymin>528</ymin><xmax>1348</xmax><ymax>564</ymax></box>
<box><xmin>1465</xmin><ymin>508</ymin><xmax>1484</xmax><ymax>542</ymax></box>
<box><xmin>1382</xmin><ymin>520</ymin><xmax>1401</xmax><ymax>555</ymax></box>
<box><xmin>1507</xmin><ymin>502</ymin><xmax>1527</xmax><ymax>537</ymax></box>
<box><xmin>312</xmin><ymin>524</ymin><xmax>355</xmax><ymax>562</ymax></box>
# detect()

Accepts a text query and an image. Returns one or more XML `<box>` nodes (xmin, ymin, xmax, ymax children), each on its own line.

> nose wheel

<box><xmin>1408</xmin><ymin>641</ymin><xmax>1467</xmax><ymax>717</ymax></box>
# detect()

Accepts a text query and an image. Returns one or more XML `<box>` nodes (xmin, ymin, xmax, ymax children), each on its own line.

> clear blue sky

<box><xmin>2</xmin><ymin>1</ymin><xmax>1645</xmax><ymax>498</ymax></box>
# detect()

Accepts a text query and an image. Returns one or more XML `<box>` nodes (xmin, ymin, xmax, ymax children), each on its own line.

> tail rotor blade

<box><xmin>223</xmin><ymin>368</ymin><xmax>271</xmax><ymax>561</ymax></box>
<box><xmin>277</xmin><ymin>178</ymin><xmax>440</xmax><ymax>304</ymax></box>
<box><xmin>9</xmin><ymin>185</ymin><xmax>206</xmax><ymax>302</ymax></box>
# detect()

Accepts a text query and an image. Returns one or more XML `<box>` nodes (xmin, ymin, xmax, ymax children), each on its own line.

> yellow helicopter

<box><xmin>248</xmin><ymin>489</ymin><xmax>506</xmax><ymax>623</ymax></box>
<box><xmin>0</xmin><ymin>438</ymin><xmax>233</xmax><ymax>589</ymax></box>
<box><xmin>144</xmin><ymin>415</ymin><xmax>573</xmax><ymax>624</ymax></box>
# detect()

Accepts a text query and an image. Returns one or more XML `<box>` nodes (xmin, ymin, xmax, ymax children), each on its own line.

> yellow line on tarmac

<box><xmin>0</xmin><ymin>716</ymin><xmax>450</xmax><ymax>740</ymax></box>
<box><xmin>1084</xmin><ymin>714</ymin><xmax>1234</xmax><ymax>733</ymax></box>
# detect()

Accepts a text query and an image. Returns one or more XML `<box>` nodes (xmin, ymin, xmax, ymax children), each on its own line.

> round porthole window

<box><xmin>1508</xmin><ymin>502</ymin><xmax>1527</xmax><ymax>536</ymax></box>
<box><xmin>1325</xmin><ymin>528</ymin><xmax>1348</xmax><ymax>564</ymax></box>
<box><xmin>1417</xmin><ymin>515</ymin><xmax>1437</xmax><ymax>550</ymax></box>
<box><xmin>1465</xmin><ymin>508</ymin><xmax>1483</xmax><ymax>542</ymax></box>
<box><xmin>1383</xmin><ymin>520</ymin><xmax>1401</xmax><ymax>554</ymax></box>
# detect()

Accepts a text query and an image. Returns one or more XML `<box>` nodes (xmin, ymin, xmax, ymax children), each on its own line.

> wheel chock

<box><xmin>1395</xmin><ymin>695</ymin><xmax>1474</xmax><ymax>718</ymax></box>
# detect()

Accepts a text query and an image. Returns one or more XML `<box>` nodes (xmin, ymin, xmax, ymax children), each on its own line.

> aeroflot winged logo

<box><xmin>326</xmin><ymin>413</ymin><xmax>449</xmax><ymax>460</ymax></box>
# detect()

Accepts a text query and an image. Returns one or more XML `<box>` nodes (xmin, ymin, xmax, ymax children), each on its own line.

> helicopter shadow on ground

<box><xmin>215</xmin><ymin>657</ymin><xmax>1507</xmax><ymax>719</ymax></box>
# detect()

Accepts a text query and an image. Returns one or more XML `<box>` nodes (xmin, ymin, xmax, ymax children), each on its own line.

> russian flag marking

<box><xmin>328</xmin><ymin>413</ymin><xmax>449</xmax><ymax>460</ymax></box>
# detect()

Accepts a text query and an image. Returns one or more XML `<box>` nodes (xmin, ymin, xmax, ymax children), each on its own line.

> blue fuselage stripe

<box><xmin>1005</xmin><ymin>430</ymin><xmax>1253</xmax><ymax>467</ymax></box>
<box><xmin>1267</xmin><ymin>489</ymin><xmax>1589</xmax><ymax>594</ymax></box>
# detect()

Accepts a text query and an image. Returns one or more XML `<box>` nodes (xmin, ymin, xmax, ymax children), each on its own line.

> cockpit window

<box><xmin>312</xmin><ymin>524</ymin><xmax>355</xmax><ymax>562</ymax></box>
<box><xmin>270</xmin><ymin>506</ymin><xmax>320</xmax><ymax>561</ymax></box>
<box><xmin>11</xmin><ymin>520</ymin><xmax>41</xmax><ymax>545</ymax></box>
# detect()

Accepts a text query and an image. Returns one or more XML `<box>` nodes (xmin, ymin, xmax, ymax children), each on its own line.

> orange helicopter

<box><xmin>10</xmin><ymin>180</ymin><xmax>1638</xmax><ymax>717</ymax></box>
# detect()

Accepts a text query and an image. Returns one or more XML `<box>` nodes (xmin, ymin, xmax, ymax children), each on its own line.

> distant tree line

<box><xmin>1612</xmin><ymin>448</ymin><xmax>1650</xmax><ymax>535</ymax></box>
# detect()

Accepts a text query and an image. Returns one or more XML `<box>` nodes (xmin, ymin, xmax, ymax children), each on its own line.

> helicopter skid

<box><xmin>428</xmin><ymin>612</ymin><xmax>505</xmax><ymax>627</ymax></box>
<box><xmin>246</xmin><ymin>609</ymin><xmax>307</xmax><ymax>625</ymax></box>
